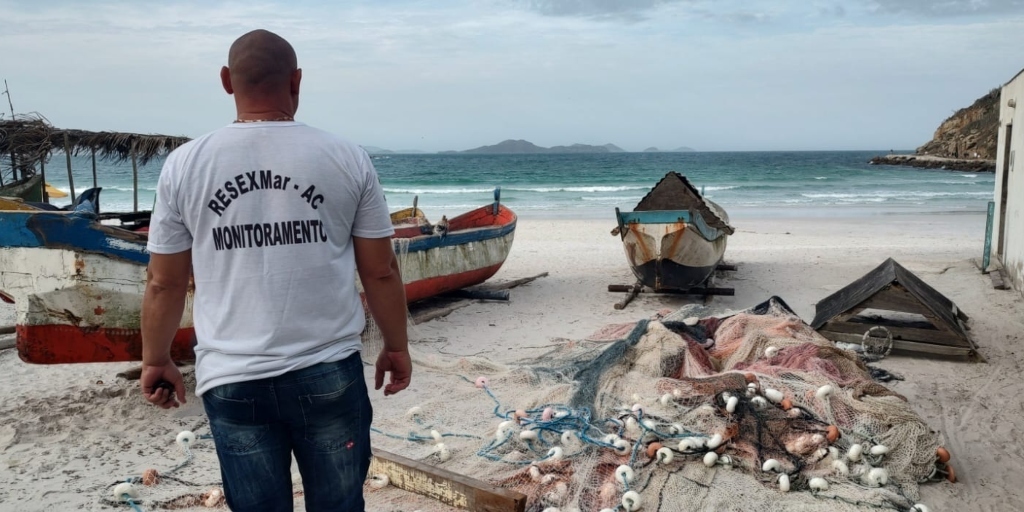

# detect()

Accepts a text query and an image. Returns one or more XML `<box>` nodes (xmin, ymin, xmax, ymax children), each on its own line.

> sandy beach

<box><xmin>2</xmin><ymin>210</ymin><xmax>1022</xmax><ymax>511</ymax></box>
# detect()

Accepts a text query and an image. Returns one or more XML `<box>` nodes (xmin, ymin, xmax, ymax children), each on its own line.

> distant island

<box><xmin>363</xmin><ymin>140</ymin><xmax>697</xmax><ymax>154</ymax></box>
<box><xmin>445</xmin><ymin>140</ymin><xmax>625</xmax><ymax>154</ymax></box>
<box><xmin>361</xmin><ymin>146</ymin><xmax>429</xmax><ymax>155</ymax></box>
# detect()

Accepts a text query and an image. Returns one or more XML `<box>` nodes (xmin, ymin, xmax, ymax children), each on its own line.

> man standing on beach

<box><xmin>139</xmin><ymin>29</ymin><xmax>412</xmax><ymax>511</ymax></box>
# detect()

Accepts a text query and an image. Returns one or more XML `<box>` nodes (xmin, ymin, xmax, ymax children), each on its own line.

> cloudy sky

<box><xmin>2</xmin><ymin>0</ymin><xmax>1022</xmax><ymax>152</ymax></box>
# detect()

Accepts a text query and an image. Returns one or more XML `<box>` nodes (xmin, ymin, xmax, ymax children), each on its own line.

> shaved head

<box><xmin>227</xmin><ymin>29</ymin><xmax>297</xmax><ymax>96</ymax></box>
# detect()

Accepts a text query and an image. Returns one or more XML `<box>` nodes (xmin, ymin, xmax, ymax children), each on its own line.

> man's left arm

<box><xmin>140</xmin><ymin>250</ymin><xmax>192</xmax><ymax>408</ymax></box>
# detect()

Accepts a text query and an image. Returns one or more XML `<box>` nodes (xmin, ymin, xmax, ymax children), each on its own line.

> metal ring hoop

<box><xmin>861</xmin><ymin>325</ymin><xmax>893</xmax><ymax>358</ymax></box>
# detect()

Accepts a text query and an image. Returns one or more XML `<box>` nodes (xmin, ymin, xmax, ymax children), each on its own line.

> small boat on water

<box><xmin>0</xmin><ymin>189</ymin><xmax>516</xmax><ymax>364</ymax></box>
<box><xmin>614</xmin><ymin>172</ymin><xmax>734</xmax><ymax>291</ymax></box>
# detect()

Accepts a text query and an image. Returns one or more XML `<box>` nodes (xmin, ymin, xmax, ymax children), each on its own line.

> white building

<box><xmin>992</xmin><ymin>68</ymin><xmax>1024</xmax><ymax>292</ymax></box>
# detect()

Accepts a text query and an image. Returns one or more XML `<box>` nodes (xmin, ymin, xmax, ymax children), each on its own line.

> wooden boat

<box><xmin>0</xmin><ymin>174</ymin><xmax>44</xmax><ymax>202</ymax></box>
<box><xmin>614</xmin><ymin>172</ymin><xmax>734</xmax><ymax>291</ymax></box>
<box><xmin>0</xmin><ymin>188</ymin><xmax>515</xmax><ymax>364</ymax></box>
<box><xmin>386</xmin><ymin>189</ymin><xmax>517</xmax><ymax>303</ymax></box>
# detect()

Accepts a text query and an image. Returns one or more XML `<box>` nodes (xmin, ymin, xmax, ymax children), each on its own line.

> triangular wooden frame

<box><xmin>810</xmin><ymin>258</ymin><xmax>977</xmax><ymax>358</ymax></box>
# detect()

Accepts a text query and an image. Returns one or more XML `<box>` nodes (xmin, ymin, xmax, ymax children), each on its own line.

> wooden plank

<box><xmin>822</xmin><ymin>320</ymin><xmax>968</xmax><ymax>347</ymax></box>
<box><xmin>483</xmin><ymin>272</ymin><xmax>549</xmax><ymax>291</ymax></box>
<box><xmin>411</xmin><ymin>301</ymin><xmax>473</xmax><ymax>324</ymax></box>
<box><xmin>131</xmin><ymin>140</ymin><xmax>139</xmax><ymax>213</ymax></box>
<box><xmin>819</xmin><ymin>331</ymin><xmax>974</xmax><ymax>357</ymax></box>
<box><xmin>445</xmin><ymin>289</ymin><xmax>510</xmax><ymax>301</ymax></box>
<box><xmin>952</xmin><ymin>303</ymin><xmax>970</xmax><ymax>323</ymax></box>
<box><xmin>833</xmin><ymin>307</ymin><xmax>866</xmax><ymax>323</ymax></box>
<box><xmin>854</xmin><ymin>285</ymin><xmax>932</xmax><ymax>317</ymax></box>
<box><xmin>0</xmin><ymin>325</ymin><xmax>14</xmax><ymax>335</ymax></box>
<box><xmin>369</xmin><ymin>449</ymin><xmax>526</xmax><ymax>512</ymax></box>
<box><xmin>661</xmin><ymin>287</ymin><xmax>735</xmax><ymax>296</ymax></box>
<box><xmin>608</xmin><ymin>284</ymin><xmax>638</xmax><ymax>293</ymax></box>
<box><xmin>64</xmin><ymin>132</ymin><xmax>76</xmax><ymax>204</ymax></box>
<box><xmin>615</xmin><ymin>284</ymin><xmax>641</xmax><ymax>310</ymax></box>
<box><xmin>991</xmin><ymin>270</ymin><xmax>1010</xmax><ymax>290</ymax></box>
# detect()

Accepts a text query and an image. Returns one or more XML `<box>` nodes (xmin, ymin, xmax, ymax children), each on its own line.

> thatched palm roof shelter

<box><xmin>1</xmin><ymin>113</ymin><xmax>190</xmax><ymax>207</ymax></box>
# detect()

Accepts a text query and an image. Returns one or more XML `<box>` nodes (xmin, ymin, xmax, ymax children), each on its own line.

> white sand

<box><xmin>1</xmin><ymin>211</ymin><xmax>1022</xmax><ymax>511</ymax></box>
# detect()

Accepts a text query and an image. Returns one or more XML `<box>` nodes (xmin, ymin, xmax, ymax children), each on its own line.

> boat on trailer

<box><xmin>0</xmin><ymin>189</ymin><xmax>516</xmax><ymax>364</ymax></box>
<box><xmin>614</xmin><ymin>172</ymin><xmax>733</xmax><ymax>291</ymax></box>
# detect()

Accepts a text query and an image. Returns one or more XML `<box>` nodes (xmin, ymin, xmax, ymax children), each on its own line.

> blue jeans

<box><xmin>202</xmin><ymin>354</ymin><xmax>373</xmax><ymax>512</ymax></box>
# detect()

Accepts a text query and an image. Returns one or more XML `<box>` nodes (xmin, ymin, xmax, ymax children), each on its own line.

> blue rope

<box><xmin>125</xmin><ymin>497</ymin><xmax>144</xmax><ymax>512</ymax></box>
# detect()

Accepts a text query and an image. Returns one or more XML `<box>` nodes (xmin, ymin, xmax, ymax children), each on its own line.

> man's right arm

<box><xmin>353</xmin><ymin>236</ymin><xmax>411</xmax><ymax>395</ymax></box>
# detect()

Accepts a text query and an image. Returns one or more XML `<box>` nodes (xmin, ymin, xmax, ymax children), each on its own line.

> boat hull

<box><xmin>2</xmin><ymin>202</ymin><xmax>516</xmax><ymax>364</ymax></box>
<box><xmin>616</xmin><ymin>206</ymin><xmax>729</xmax><ymax>291</ymax></box>
<box><xmin>0</xmin><ymin>175</ymin><xmax>43</xmax><ymax>202</ymax></box>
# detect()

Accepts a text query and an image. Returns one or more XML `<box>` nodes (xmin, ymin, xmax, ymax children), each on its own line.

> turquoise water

<box><xmin>40</xmin><ymin>151</ymin><xmax>994</xmax><ymax>220</ymax></box>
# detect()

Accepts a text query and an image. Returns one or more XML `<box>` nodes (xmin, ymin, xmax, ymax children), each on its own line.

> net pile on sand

<box><xmin>366</xmin><ymin>298</ymin><xmax>947</xmax><ymax>512</ymax></box>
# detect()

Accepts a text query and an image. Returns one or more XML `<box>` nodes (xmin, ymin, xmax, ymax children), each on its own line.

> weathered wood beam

<box><xmin>64</xmin><ymin>132</ymin><xmax>76</xmax><ymax>204</ymax></box>
<box><xmin>445</xmin><ymin>289</ymin><xmax>510</xmax><ymax>301</ymax></box>
<box><xmin>131</xmin><ymin>139</ymin><xmax>139</xmax><ymax>212</ymax></box>
<box><xmin>615</xmin><ymin>283</ymin><xmax>641</xmax><ymax>310</ymax></box>
<box><xmin>369</xmin><ymin>449</ymin><xmax>526</xmax><ymax>512</ymax></box>
<box><xmin>822</xmin><ymin>320</ymin><xmax>966</xmax><ymax>346</ymax></box>
<box><xmin>483</xmin><ymin>272</ymin><xmax>549</xmax><ymax>291</ymax></box>
<box><xmin>854</xmin><ymin>285</ymin><xmax>932</xmax><ymax>317</ymax></box>
<box><xmin>819</xmin><ymin>330</ymin><xmax>974</xmax><ymax>357</ymax></box>
<box><xmin>411</xmin><ymin>301</ymin><xmax>473</xmax><ymax>324</ymax></box>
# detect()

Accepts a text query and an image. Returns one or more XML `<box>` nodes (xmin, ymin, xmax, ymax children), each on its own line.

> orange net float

<box><xmin>141</xmin><ymin>468</ymin><xmax>160</xmax><ymax>486</ymax></box>
<box><xmin>826</xmin><ymin>425</ymin><xmax>841</xmax><ymax>443</ymax></box>
<box><xmin>646</xmin><ymin>442</ymin><xmax>663</xmax><ymax>458</ymax></box>
<box><xmin>936</xmin><ymin>446</ymin><xmax>951</xmax><ymax>463</ymax></box>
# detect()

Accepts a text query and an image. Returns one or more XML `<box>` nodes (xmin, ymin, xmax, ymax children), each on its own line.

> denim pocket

<box><xmin>298</xmin><ymin>370</ymin><xmax>366</xmax><ymax>453</ymax></box>
<box><xmin>205</xmin><ymin>386</ymin><xmax>267</xmax><ymax>455</ymax></box>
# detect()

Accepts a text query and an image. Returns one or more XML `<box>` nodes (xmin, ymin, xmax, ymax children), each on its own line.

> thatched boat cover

<box><xmin>0</xmin><ymin>113</ymin><xmax>190</xmax><ymax>181</ymax></box>
<box><xmin>634</xmin><ymin>171</ymin><xmax>735</xmax><ymax>234</ymax></box>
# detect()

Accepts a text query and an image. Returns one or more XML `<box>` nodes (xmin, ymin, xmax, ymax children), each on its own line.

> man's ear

<box><xmin>220</xmin><ymin>66</ymin><xmax>233</xmax><ymax>95</ymax></box>
<box><xmin>291</xmin><ymin>68</ymin><xmax>302</xmax><ymax>95</ymax></box>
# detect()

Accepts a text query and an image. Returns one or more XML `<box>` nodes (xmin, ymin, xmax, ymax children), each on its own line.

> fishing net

<box><xmin>363</xmin><ymin>297</ymin><xmax>947</xmax><ymax>512</ymax></box>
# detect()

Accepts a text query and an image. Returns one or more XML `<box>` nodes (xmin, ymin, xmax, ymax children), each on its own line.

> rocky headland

<box><xmin>873</xmin><ymin>87</ymin><xmax>999</xmax><ymax>172</ymax></box>
<box><xmin>869</xmin><ymin>153</ymin><xmax>995</xmax><ymax>172</ymax></box>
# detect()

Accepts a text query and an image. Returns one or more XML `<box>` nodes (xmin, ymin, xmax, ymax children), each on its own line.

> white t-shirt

<box><xmin>147</xmin><ymin>122</ymin><xmax>394</xmax><ymax>396</ymax></box>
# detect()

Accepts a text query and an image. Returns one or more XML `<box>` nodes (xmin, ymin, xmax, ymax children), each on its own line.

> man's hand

<box><xmin>141</xmin><ymin>361</ymin><xmax>187</xmax><ymax>409</ymax></box>
<box><xmin>375</xmin><ymin>349</ymin><xmax>412</xmax><ymax>396</ymax></box>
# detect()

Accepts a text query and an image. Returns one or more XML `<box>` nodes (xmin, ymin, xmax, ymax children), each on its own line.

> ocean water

<box><xmin>40</xmin><ymin>151</ymin><xmax>995</xmax><ymax>220</ymax></box>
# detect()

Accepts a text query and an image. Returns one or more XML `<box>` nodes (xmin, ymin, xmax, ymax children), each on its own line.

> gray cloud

<box><xmin>516</xmin><ymin>0</ymin><xmax>773</xmax><ymax>22</ymax></box>
<box><xmin>516</xmin><ymin>0</ymin><xmax>678</xmax><ymax>18</ymax></box>
<box><xmin>867</xmin><ymin>0</ymin><xmax>1024</xmax><ymax>16</ymax></box>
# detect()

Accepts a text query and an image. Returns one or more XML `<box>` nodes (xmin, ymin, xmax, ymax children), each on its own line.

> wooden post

<box><xmin>1</xmin><ymin>151</ymin><xmax>8</xmax><ymax>186</ymax></box>
<box><xmin>63</xmin><ymin>132</ymin><xmax>76</xmax><ymax>204</ymax></box>
<box><xmin>91</xmin><ymin>148</ymin><xmax>98</xmax><ymax>188</ymax></box>
<box><xmin>39</xmin><ymin>159</ymin><xmax>46</xmax><ymax>202</ymax></box>
<box><xmin>131</xmin><ymin>139</ymin><xmax>139</xmax><ymax>212</ymax></box>
<box><xmin>614</xmin><ymin>283</ymin><xmax>642</xmax><ymax>310</ymax></box>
